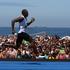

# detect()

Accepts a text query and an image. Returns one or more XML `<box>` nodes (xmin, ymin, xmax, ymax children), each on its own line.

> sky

<box><xmin>0</xmin><ymin>0</ymin><xmax>70</xmax><ymax>27</ymax></box>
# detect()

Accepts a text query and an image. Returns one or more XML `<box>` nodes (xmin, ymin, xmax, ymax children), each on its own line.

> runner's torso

<box><xmin>18</xmin><ymin>16</ymin><xmax>27</xmax><ymax>33</ymax></box>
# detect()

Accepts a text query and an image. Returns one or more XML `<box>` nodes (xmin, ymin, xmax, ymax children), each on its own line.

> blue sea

<box><xmin>0</xmin><ymin>27</ymin><xmax>70</xmax><ymax>37</ymax></box>
<box><xmin>0</xmin><ymin>27</ymin><xmax>70</xmax><ymax>70</ymax></box>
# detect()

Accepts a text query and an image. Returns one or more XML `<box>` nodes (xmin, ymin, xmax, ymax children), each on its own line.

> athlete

<box><xmin>11</xmin><ymin>9</ymin><xmax>35</xmax><ymax>49</ymax></box>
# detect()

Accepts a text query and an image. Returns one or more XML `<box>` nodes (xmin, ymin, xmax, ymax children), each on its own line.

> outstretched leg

<box><xmin>16</xmin><ymin>32</ymin><xmax>38</xmax><ymax>57</ymax></box>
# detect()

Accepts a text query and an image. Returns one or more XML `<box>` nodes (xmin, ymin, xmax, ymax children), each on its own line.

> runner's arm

<box><xmin>11</xmin><ymin>17</ymin><xmax>23</xmax><ymax>34</ymax></box>
<box><xmin>25</xmin><ymin>17</ymin><xmax>35</xmax><ymax>28</ymax></box>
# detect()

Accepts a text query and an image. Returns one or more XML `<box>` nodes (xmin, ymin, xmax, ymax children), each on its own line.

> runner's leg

<box><xmin>16</xmin><ymin>32</ymin><xmax>32</xmax><ymax>49</ymax></box>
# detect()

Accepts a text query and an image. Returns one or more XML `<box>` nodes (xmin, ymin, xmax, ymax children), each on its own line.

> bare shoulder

<box><xmin>12</xmin><ymin>16</ymin><xmax>24</xmax><ymax>22</ymax></box>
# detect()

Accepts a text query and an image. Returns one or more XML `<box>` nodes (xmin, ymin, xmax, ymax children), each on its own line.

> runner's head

<box><xmin>22</xmin><ymin>9</ymin><xmax>28</xmax><ymax>18</ymax></box>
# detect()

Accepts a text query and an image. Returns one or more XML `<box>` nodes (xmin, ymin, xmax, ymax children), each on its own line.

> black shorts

<box><xmin>16</xmin><ymin>32</ymin><xmax>32</xmax><ymax>49</ymax></box>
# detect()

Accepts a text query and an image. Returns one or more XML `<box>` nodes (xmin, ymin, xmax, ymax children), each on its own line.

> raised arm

<box><xmin>25</xmin><ymin>17</ymin><xmax>35</xmax><ymax>28</ymax></box>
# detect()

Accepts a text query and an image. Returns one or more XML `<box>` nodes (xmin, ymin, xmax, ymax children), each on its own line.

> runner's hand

<box><xmin>12</xmin><ymin>30</ymin><xmax>16</xmax><ymax>35</ymax></box>
<box><xmin>31</xmin><ymin>17</ymin><xmax>35</xmax><ymax>23</ymax></box>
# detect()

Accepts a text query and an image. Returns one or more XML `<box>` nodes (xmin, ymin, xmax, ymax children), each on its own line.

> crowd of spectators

<box><xmin>0</xmin><ymin>34</ymin><xmax>70</xmax><ymax>60</ymax></box>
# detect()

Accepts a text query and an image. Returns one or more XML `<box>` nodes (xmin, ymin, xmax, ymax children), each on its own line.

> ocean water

<box><xmin>0</xmin><ymin>27</ymin><xmax>70</xmax><ymax>37</ymax></box>
<box><xmin>0</xmin><ymin>61</ymin><xmax>70</xmax><ymax>70</ymax></box>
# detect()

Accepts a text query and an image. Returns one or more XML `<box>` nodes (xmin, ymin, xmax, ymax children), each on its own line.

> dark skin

<box><xmin>11</xmin><ymin>14</ymin><xmax>38</xmax><ymax>56</ymax></box>
<box><xmin>11</xmin><ymin>16</ymin><xmax>35</xmax><ymax>34</ymax></box>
